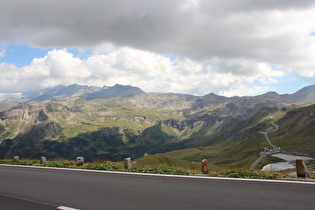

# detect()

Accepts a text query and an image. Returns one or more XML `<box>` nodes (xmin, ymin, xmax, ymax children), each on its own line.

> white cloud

<box><xmin>0</xmin><ymin>47</ymin><xmax>288</xmax><ymax>99</ymax></box>
<box><xmin>0</xmin><ymin>63</ymin><xmax>19</xmax><ymax>91</ymax></box>
<box><xmin>219</xmin><ymin>85</ymin><xmax>269</xmax><ymax>97</ymax></box>
<box><xmin>0</xmin><ymin>0</ymin><xmax>315</xmax><ymax>99</ymax></box>
<box><xmin>259</xmin><ymin>77</ymin><xmax>279</xmax><ymax>84</ymax></box>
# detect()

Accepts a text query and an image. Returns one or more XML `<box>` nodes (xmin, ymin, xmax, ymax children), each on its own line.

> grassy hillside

<box><xmin>159</xmin><ymin>106</ymin><xmax>315</xmax><ymax>167</ymax></box>
<box><xmin>1</xmin><ymin>85</ymin><xmax>315</xmax><ymax>168</ymax></box>
<box><xmin>270</xmin><ymin>104</ymin><xmax>315</xmax><ymax>156</ymax></box>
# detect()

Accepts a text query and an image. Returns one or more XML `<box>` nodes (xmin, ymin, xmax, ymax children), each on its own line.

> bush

<box><xmin>0</xmin><ymin>158</ymin><xmax>281</xmax><ymax>179</ymax></box>
<box><xmin>0</xmin><ymin>159</ymin><xmax>39</xmax><ymax>165</ymax></box>
<box><xmin>0</xmin><ymin>159</ymin><xmax>13</xmax><ymax>164</ymax></box>
<box><xmin>15</xmin><ymin>159</ymin><xmax>39</xmax><ymax>165</ymax></box>
<box><xmin>42</xmin><ymin>160</ymin><xmax>75</xmax><ymax>168</ymax></box>
<box><xmin>82</xmin><ymin>163</ymin><xmax>120</xmax><ymax>171</ymax></box>
<box><xmin>127</xmin><ymin>167</ymin><xmax>190</xmax><ymax>175</ymax></box>
<box><xmin>219</xmin><ymin>169</ymin><xmax>279</xmax><ymax>179</ymax></box>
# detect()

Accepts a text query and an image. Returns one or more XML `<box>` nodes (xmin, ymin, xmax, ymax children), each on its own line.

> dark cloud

<box><xmin>1</xmin><ymin>0</ymin><xmax>313</xmax><ymax>55</ymax></box>
<box><xmin>0</xmin><ymin>0</ymin><xmax>314</xmax><ymax>99</ymax></box>
<box><xmin>201</xmin><ymin>0</ymin><xmax>315</xmax><ymax>13</ymax></box>
<box><xmin>0</xmin><ymin>1</ymin><xmax>181</xmax><ymax>48</ymax></box>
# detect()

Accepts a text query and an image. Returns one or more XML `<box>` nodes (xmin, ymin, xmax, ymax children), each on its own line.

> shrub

<box><xmin>219</xmin><ymin>169</ymin><xmax>279</xmax><ymax>179</ymax></box>
<box><xmin>42</xmin><ymin>160</ymin><xmax>75</xmax><ymax>168</ymax></box>
<box><xmin>127</xmin><ymin>167</ymin><xmax>190</xmax><ymax>175</ymax></box>
<box><xmin>0</xmin><ymin>159</ymin><xmax>13</xmax><ymax>164</ymax></box>
<box><xmin>0</xmin><ymin>159</ymin><xmax>39</xmax><ymax>165</ymax></box>
<box><xmin>82</xmin><ymin>163</ymin><xmax>120</xmax><ymax>171</ymax></box>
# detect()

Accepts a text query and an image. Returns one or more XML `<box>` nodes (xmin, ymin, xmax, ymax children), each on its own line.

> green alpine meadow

<box><xmin>0</xmin><ymin>84</ymin><xmax>314</xmax><ymax>170</ymax></box>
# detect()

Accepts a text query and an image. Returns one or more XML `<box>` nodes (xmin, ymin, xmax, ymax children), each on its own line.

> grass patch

<box><xmin>0</xmin><ymin>156</ymin><xmax>309</xmax><ymax>180</ymax></box>
<box><xmin>127</xmin><ymin>167</ymin><xmax>190</xmax><ymax>175</ymax></box>
<box><xmin>132</xmin><ymin>154</ymin><xmax>202</xmax><ymax>173</ymax></box>
<box><xmin>0</xmin><ymin>159</ymin><xmax>39</xmax><ymax>165</ymax></box>
<box><xmin>82</xmin><ymin>160</ymin><xmax>123</xmax><ymax>171</ymax></box>
<box><xmin>219</xmin><ymin>169</ymin><xmax>279</xmax><ymax>179</ymax></box>
<box><xmin>41</xmin><ymin>160</ymin><xmax>76</xmax><ymax>168</ymax></box>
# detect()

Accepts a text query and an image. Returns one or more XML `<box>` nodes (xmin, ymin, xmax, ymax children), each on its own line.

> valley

<box><xmin>0</xmin><ymin>84</ymin><xmax>315</xmax><ymax>169</ymax></box>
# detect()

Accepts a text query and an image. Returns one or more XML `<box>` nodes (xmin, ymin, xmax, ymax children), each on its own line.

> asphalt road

<box><xmin>264</xmin><ymin>132</ymin><xmax>278</xmax><ymax>151</ymax></box>
<box><xmin>250</xmin><ymin>154</ymin><xmax>266</xmax><ymax>170</ymax></box>
<box><xmin>1</xmin><ymin>165</ymin><xmax>314</xmax><ymax>210</ymax></box>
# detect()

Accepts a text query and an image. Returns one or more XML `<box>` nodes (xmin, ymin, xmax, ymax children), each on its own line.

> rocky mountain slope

<box><xmin>0</xmin><ymin>84</ymin><xmax>314</xmax><ymax>166</ymax></box>
<box><xmin>29</xmin><ymin>84</ymin><xmax>102</xmax><ymax>102</ymax></box>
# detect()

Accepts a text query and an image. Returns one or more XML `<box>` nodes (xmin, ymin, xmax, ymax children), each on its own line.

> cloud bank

<box><xmin>1</xmin><ymin>48</ymin><xmax>280</xmax><ymax>97</ymax></box>
<box><xmin>0</xmin><ymin>0</ymin><xmax>315</xmax><ymax>99</ymax></box>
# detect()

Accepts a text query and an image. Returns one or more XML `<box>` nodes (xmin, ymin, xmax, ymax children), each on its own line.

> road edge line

<box><xmin>1</xmin><ymin>164</ymin><xmax>314</xmax><ymax>185</ymax></box>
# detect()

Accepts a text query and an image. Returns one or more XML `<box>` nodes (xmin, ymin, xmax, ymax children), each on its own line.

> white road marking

<box><xmin>57</xmin><ymin>206</ymin><xmax>80</xmax><ymax>210</ymax></box>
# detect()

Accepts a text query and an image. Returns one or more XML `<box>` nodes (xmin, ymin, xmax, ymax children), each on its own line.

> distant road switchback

<box><xmin>1</xmin><ymin>165</ymin><xmax>315</xmax><ymax>210</ymax></box>
<box><xmin>251</xmin><ymin>116</ymin><xmax>281</xmax><ymax>170</ymax></box>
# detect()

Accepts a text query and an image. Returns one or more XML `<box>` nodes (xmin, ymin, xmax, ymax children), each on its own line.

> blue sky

<box><xmin>0</xmin><ymin>44</ymin><xmax>92</xmax><ymax>67</ymax></box>
<box><xmin>0</xmin><ymin>0</ymin><xmax>314</xmax><ymax>100</ymax></box>
<box><xmin>0</xmin><ymin>44</ymin><xmax>51</xmax><ymax>67</ymax></box>
<box><xmin>249</xmin><ymin>75</ymin><xmax>309</xmax><ymax>95</ymax></box>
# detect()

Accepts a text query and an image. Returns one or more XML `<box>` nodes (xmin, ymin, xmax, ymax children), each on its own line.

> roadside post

<box><xmin>202</xmin><ymin>159</ymin><xmax>209</xmax><ymax>174</ymax></box>
<box><xmin>76</xmin><ymin>157</ymin><xmax>84</xmax><ymax>166</ymax></box>
<box><xmin>124</xmin><ymin>157</ymin><xmax>132</xmax><ymax>170</ymax></box>
<box><xmin>12</xmin><ymin>156</ymin><xmax>19</xmax><ymax>161</ymax></box>
<box><xmin>40</xmin><ymin>156</ymin><xmax>47</xmax><ymax>164</ymax></box>
<box><xmin>296</xmin><ymin>158</ymin><xmax>310</xmax><ymax>178</ymax></box>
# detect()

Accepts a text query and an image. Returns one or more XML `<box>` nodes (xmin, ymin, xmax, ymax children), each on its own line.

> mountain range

<box><xmin>0</xmin><ymin>84</ymin><xmax>314</xmax><ymax>167</ymax></box>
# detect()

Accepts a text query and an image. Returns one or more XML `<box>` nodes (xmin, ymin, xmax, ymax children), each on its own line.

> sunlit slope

<box><xmin>0</xmin><ymin>84</ymin><xmax>315</xmax><ymax>166</ymax></box>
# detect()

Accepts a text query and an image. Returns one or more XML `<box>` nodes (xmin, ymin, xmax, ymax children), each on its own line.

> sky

<box><xmin>0</xmin><ymin>0</ymin><xmax>315</xmax><ymax>100</ymax></box>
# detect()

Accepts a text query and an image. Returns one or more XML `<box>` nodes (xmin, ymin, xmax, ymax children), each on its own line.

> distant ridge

<box><xmin>285</xmin><ymin>84</ymin><xmax>315</xmax><ymax>103</ymax></box>
<box><xmin>0</xmin><ymin>83</ymin><xmax>314</xmax><ymax>164</ymax></box>
<box><xmin>29</xmin><ymin>84</ymin><xmax>101</xmax><ymax>102</ymax></box>
<box><xmin>85</xmin><ymin>84</ymin><xmax>145</xmax><ymax>100</ymax></box>
<box><xmin>1</xmin><ymin>83</ymin><xmax>315</xmax><ymax>112</ymax></box>
<box><xmin>202</xmin><ymin>93</ymin><xmax>229</xmax><ymax>104</ymax></box>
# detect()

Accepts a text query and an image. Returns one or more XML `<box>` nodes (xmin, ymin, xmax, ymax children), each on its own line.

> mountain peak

<box><xmin>202</xmin><ymin>92</ymin><xmax>229</xmax><ymax>104</ymax></box>
<box><xmin>261</xmin><ymin>91</ymin><xmax>280</xmax><ymax>97</ymax></box>
<box><xmin>86</xmin><ymin>84</ymin><xmax>145</xmax><ymax>100</ymax></box>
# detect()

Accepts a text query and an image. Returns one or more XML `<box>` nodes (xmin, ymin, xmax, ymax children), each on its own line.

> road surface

<box><xmin>1</xmin><ymin>165</ymin><xmax>314</xmax><ymax>210</ymax></box>
<box><xmin>263</xmin><ymin>131</ymin><xmax>278</xmax><ymax>151</ymax></box>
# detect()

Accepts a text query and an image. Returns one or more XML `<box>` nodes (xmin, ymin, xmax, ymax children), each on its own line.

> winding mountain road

<box><xmin>250</xmin><ymin>154</ymin><xmax>265</xmax><ymax>171</ymax></box>
<box><xmin>251</xmin><ymin>117</ymin><xmax>280</xmax><ymax>170</ymax></box>
<box><xmin>263</xmin><ymin>118</ymin><xmax>280</xmax><ymax>151</ymax></box>
<box><xmin>1</xmin><ymin>165</ymin><xmax>315</xmax><ymax>210</ymax></box>
<box><xmin>262</xmin><ymin>131</ymin><xmax>278</xmax><ymax>152</ymax></box>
